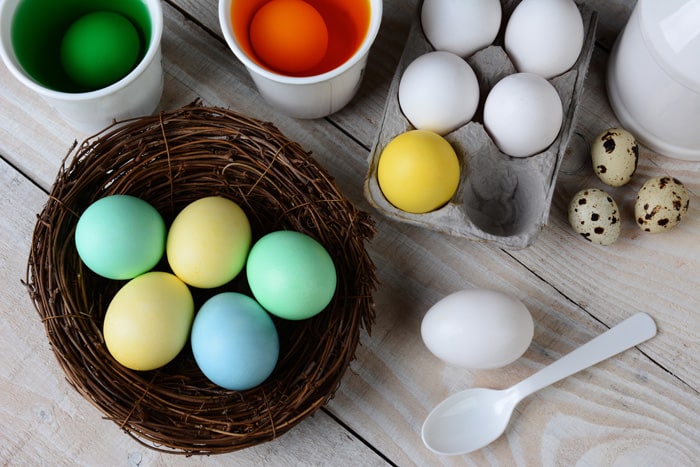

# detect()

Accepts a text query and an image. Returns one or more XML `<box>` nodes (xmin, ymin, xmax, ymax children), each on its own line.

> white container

<box><xmin>0</xmin><ymin>0</ymin><xmax>164</xmax><ymax>133</ymax></box>
<box><xmin>607</xmin><ymin>0</ymin><xmax>700</xmax><ymax>161</ymax></box>
<box><xmin>219</xmin><ymin>0</ymin><xmax>382</xmax><ymax>119</ymax></box>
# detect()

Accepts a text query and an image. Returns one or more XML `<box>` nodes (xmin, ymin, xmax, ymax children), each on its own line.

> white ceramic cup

<box><xmin>219</xmin><ymin>0</ymin><xmax>382</xmax><ymax>119</ymax></box>
<box><xmin>607</xmin><ymin>0</ymin><xmax>700</xmax><ymax>161</ymax></box>
<box><xmin>0</xmin><ymin>0</ymin><xmax>163</xmax><ymax>133</ymax></box>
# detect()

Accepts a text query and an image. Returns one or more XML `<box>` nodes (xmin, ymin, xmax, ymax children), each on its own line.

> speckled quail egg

<box><xmin>568</xmin><ymin>188</ymin><xmax>621</xmax><ymax>245</ymax></box>
<box><xmin>635</xmin><ymin>176</ymin><xmax>690</xmax><ymax>233</ymax></box>
<box><xmin>590</xmin><ymin>128</ymin><xmax>639</xmax><ymax>187</ymax></box>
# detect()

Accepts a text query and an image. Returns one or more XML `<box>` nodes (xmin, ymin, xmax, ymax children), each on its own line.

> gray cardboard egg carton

<box><xmin>365</xmin><ymin>1</ymin><xmax>597</xmax><ymax>249</ymax></box>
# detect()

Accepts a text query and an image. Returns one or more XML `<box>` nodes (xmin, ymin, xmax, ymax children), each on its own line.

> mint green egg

<box><xmin>75</xmin><ymin>195</ymin><xmax>165</xmax><ymax>280</ymax></box>
<box><xmin>60</xmin><ymin>11</ymin><xmax>141</xmax><ymax>89</ymax></box>
<box><xmin>246</xmin><ymin>230</ymin><xmax>337</xmax><ymax>320</ymax></box>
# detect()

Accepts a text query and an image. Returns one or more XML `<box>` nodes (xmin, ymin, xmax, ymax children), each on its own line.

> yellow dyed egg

<box><xmin>166</xmin><ymin>197</ymin><xmax>252</xmax><ymax>289</ymax></box>
<box><xmin>377</xmin><ymin>130</ymin><xmax>460</xmax><ymax>213</ymax></box>
<box><xmin>103</xmin><ymin>272</ymin><xmax>194</xmax><ymax>371</ymax></box>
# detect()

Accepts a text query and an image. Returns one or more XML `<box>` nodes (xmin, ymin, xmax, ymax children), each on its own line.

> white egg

<box><xmin>421</xmin><ymin>0</ymin><xmax>502</xmax><ymax>58</ymax></box>
<box><xmin>398</xmin><ymin>51</ymin><xmax>480</xmax><ymax>135</ymax></box>
<box><xmin>483</xmin><ymin>72</ymin><xmax>563</xmax><ymax>157</ymax></box>
<box><xmin>505</xmin><ymin>0</ymin><xmax>584</xmax><ymax>79</ymax></box>
<box><xmin>421</xmin><ymin>289</ymin><xmax>534</xmax><ymax>369</ymax></box>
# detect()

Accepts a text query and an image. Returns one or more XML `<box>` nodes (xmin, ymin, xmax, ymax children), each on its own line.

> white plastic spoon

<box><xmin>421</xmin><ymin>312</ymin><xmax>657</xmax><ymax>456</ymax></box>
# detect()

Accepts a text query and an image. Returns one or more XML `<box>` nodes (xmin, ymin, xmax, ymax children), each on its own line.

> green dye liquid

<box><xmin>11</xmin><ymin>0</ymin><xmax>151</xmax><ymax>92</ymax></box>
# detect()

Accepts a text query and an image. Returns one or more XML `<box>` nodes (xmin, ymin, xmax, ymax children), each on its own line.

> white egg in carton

<box><xmin>365</xmin><ymin>1</ymin><xmax>597</xmax><ymax>249</ymax></box>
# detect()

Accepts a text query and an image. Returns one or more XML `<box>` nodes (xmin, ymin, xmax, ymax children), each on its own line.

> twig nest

<box><xmin>25</xmin><ymin>104</ymin><xmax>376</xmax><ymax>454</ymax></box>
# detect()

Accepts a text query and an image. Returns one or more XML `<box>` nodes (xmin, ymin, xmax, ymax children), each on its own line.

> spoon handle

<box><xmin>513</xmin><ymin>312</ymin><xmax>657</xmax><ymax>399</ymax></box>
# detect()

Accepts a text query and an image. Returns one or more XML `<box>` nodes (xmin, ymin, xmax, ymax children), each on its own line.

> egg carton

<box><xmin>364</xmin><ymin>1</ymin><xmax>598</xmax><ymax>249</ymax></box>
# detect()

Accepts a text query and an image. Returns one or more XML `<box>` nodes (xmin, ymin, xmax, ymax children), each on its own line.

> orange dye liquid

<box><xmin>231</xmin><ymin>0</ymin><xmax>371</xmax><ymax>77</ymax></box>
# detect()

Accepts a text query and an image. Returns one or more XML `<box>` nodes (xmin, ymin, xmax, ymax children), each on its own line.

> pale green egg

<box><xmin>246</xmin><ymin>230</ymin><xmax>336</xmax><ymax>320</ymax></box>
<box><xmin>75</xmin><ymin>195</ymin><xmax>165</xmax><ymax>280</ymax></box>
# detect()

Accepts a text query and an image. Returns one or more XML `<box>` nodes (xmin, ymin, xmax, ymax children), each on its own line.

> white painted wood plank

<box><xmin>326</xmin><ymin>217</ymin><xmax>700</xmax><ymax>465</ymax></box>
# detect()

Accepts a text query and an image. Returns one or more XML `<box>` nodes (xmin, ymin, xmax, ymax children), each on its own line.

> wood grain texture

<box><xmin>1</xmin><ymin>0</ymin><xmax>698</xmax><ymax>465</ymax></box>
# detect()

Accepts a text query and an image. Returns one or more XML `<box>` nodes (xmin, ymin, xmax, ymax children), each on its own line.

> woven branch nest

<box><xmin>25</xmin><ymin>104</ymin><xmax>377</xmax><ymax>455</ymax></box>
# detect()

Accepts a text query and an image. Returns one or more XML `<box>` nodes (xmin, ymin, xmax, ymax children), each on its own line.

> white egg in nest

<box><xmin>398</xmin><ymin>51</ymin><xmax>480</xmax><ymax>135</ymax></box>
<box><xmin>421</xmin><ymin>289</ymin><xmax>534</xmax><ymax>369</ymax></box>
<box><xmin>505</xmin><ymin>0</ymin><xmax>584</xmax><ymax>79</ymax></box>
<box><xmin>420</xmin><ymin>0</ymin><xmax>502</xmax><ymax>58</ymax></box>
<box><xmin>483</xmin><ymin>72</ymin><xmax>563</xmax><ymax>157</ymax></box>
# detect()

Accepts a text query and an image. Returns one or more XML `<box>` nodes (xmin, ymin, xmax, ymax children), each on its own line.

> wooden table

<box><xmin>2</xmin><ymin>1</ymin><xmax>698</xmax><ymax>465</ymax></box>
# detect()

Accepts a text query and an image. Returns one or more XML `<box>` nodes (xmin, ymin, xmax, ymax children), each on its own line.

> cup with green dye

<box><xmin>0</xmin><ymin>0</ymin><xmax>163</xmax><ymax>132</ymax></box>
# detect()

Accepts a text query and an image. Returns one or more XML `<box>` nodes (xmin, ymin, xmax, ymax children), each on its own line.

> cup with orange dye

<box><xmin>219</xmin><ymin>0</ymin><xmax>382</xmax><ymax>119</ymax></box>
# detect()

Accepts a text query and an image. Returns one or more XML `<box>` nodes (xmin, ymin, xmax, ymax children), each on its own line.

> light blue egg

<box><xmin>191</xmin><ymin>292</ymin><xmax>279</xmax><ymax>391</ymax></box>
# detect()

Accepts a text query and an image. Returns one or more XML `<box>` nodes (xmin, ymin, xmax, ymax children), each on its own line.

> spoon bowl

<box><xmin>422</xmin><ymin>387</ymin><xmax>518</xmax><ymax>456</ymax></box>
<box><xmin>422</xmin><ymin>312</ymin><xmax>657</xmax><ymax>456</ymax></box>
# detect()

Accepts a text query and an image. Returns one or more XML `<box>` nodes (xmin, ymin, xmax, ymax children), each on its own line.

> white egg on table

<box><xmin>398</xmin><ymin>51</ymin><xmax>480</xmax><ymax>135</ymax></box>
<box><xmin>421</xmin><ymin>289</ymin><xmax>534</xmax><ymax>370</ymax></box>
<box><xmin>505</xmin><ymin>0</ymin><xmax>584</xmax><ymax>79</ymax></box>
<box><xmin>483</xmin><ymin>72</ymin><xmax>563</xmax><ymax>157</ymax></box>
<box><xmin>421</xmin><ymin>0</ymin><xmax>502</xmax><ymax>58</ymax></box>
